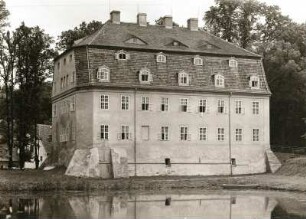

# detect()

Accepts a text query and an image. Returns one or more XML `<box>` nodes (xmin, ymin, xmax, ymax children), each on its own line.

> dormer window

<box><xmin>156</xmin><ymin>53</ymin><xmax>166</xmax><ymax>63</ymax></box>
<box><xmin>229</xmin><ymin>58</ymin><xmax>238</xmax><ymax>68</ymax></box>
<box><xmin>139</xmin><ymin>68</ymin><xmax>152</xmax><ymax>84</ymax></box>
<box><xmin>214</xmin><ymin>74</ymin><xmax>224</xmax><ymax>88</ymax></box>
<box><xmin>249</xmin><ymin>75</ymin><xmax>260</xmax><ymax>89</ymax></box>
<box><xmin>178</xmin><ymin>71</ymin><xmax>190</xmax><ymax>86</ymax></box>
<box><xmin>97</xmin><ymin>66</ymin><xmax>110</xmax><ymax>82</ymax></box>
<box><xmin>115</xmin><ymin>50</ymin><xmax>130</xmax><ymax>60</ymax></box>
<box><xmin>193</xmin><ymin>55</ymin><xmax>203</xmax><ymax>66</ymax></box>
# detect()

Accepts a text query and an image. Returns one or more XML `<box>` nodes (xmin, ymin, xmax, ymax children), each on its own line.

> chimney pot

<box><xmin>163</xmin><ymin>16</ymin><xmax>173</xmax><ymax>29</ymax></box>
<box><xmin>110</xmin><ymin>10</ymin><xmax>120</xmax><ymax>24</ymax></box>
<box><xmin>137</xmin><ymin>13</ymin><xmax>147</xmax><ymax>27</ymax></box>
<box><xmin>187</xmin><ymin>18</ymin><xmax>198</xmax><ymax>31</ymax></box>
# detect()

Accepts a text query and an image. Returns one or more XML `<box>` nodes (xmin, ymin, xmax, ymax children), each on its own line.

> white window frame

<box><xmin>253</xmin><ymin>129</ymin><xmax>259</xmax><ymax>142</ymax></box>
<box><xmin>119</xmin><ymin>125</ymin><xmax>130</xmax><ymax>140</ymax></box>
<box><xmin>249</xmin><ymin>75</ymin><xmax>260</xmax><ymax>89</ymax></box>
<box><xmin>199</xmin><ymin>127</ymin><xmax>207</xmax><ymax>141</ymax></box>
<box><xmin>100</xmin><ymin>95</ymin><xmax>109</xmax><ymax>110</ymax></box>
<box><xmin>115</xmin><ymin>50</ymin><xmax>130</xmax><ymax>60</ymax></box>
<box><xmin>100</xmin><ymin>125</ymin><xmax>109</xmax><ymax>140</ymax></box>
<box><xmin>214</xmin><ymin>74</ymin><xmax>225</xmax><ymax>88</ymax></box>
<box><xmin>235</xmin><ymin>128</ymin><xmax>242</xmax><ymax>142</ymax></box>
<box><xmin>199</xmin><ymin>99</ymin><xmax>207</xmax><ymax>113</ymax></box>
<box><xmin>141</xmin><ymin>96</ymin><xmax>150</xmax><ymax>111</ymax></box>
<box><xmin>193</xmin><ymin>55</ymin><xmax>203</xmax><ymax>66</ymax></box>
<box><xmin>229</xmin><ymin>58</ymin><xmax>238</xmax><ymax>68</ymax></box>
<box><xmin>161</xmin><ymin>126</ymin><xmax>169</xmax><ymax>141</ymax></box>
<box><xmin>235</xmin><ymin>100</ymin><xmax>242</xmax><ymax>114</ymax></box>
<box><xmin>218</xmin><ymin>128</ymin><xmax>225</xmax><ymax>141</ymax></box>
<box><xmin>252</xmin><ymin>101</ymin><xmax>259</xmax><ymax>115</ymax></box>
<box><xmin>97</xmin><ymin>66</ymin><xmax>110</xmax><ymax>82</ymax></box>
<box><xmin>161</xmin><ymin>97</ymin><xmax>169</xmax><ymax>111</ymax></box>
<box><xmin>218</xmin><ymin>100</ymin><xmax>225</xmax><ymax>114</ymax></box>
<box><xmin>180</xmin><ymin>98</ymin><xmax>188</xmax><ymax>112</ymax></box>
<box><xmin>121</xmin><ymin>95</ymin><xmax>129</xmax><ymax>110</ymax></box>
<box><xmin>139</xmin><ymin>68</ymin><xmax>152</xmax><ymax>84</ymax></box>
<box><xmin>156</xmin><ymin>52</ymin><xmax>166</xmax><ymax>63</ymax></box>
<box><xmin>178</xmin><ymin>71</ymin><xmax>190</xmax><ymax>86</ymax></box>
<box><xmin>180</xmin><ymin>126</ymin><xmax>190</xmax><ymax>141</ymax></box>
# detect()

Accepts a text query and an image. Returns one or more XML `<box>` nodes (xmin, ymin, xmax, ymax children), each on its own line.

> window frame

<box><xmin>235</xmin><ymin>128</ymin><xmax>242</xmax><ymax>142</ymax></box>
<box><xmin>218</xmin><ymin>100</ymin><xmax>225</xmax><ymax>114</ymax></box>
<box><xmin>139</xmin><ymin>68</ymin><xmax>152</xmax><ymax>84</ymax></box>
<box><xmin>120</xmin><ymin>125</ymin><xmax>130</xmax><ymax>140</ymax></box>
<box><xmin>161</xmin><ymin>126</ymin><xmax>169</xmax><ymax>141</ymax></box>
<box><xmin>199</xmin><ymin>99</ymin><xmax>207</xmax><ymax>113</ymax></box>
<box><xmin>217</xmin><ymin>128</ymin><xmax>225</xmax><ymax>141</ymax></box>
<box><xmin>100</xmin><ymin>95</ymin><xmax>109</xmax><ymax>110</ymax></box>
<box><xmin>121</xmin><ymin>95</ymin><xmax>129</xmax><ymax>110</ymax></box>
<box><xmin>214</xmin><ymin>74</ymin><xmax>225</xmax><ymax>88</ymax></box>
<box><xmin>199</xmin><ymin>127</ymin><xmax>207</xmax><ymax>141</ymax></box>
<box><xmin>97</xmin><ymin>66</ymin><xmax>110</xmax><ymax>82</ymax></box>
<box><xmin>156</xmin><ymin>53</ymin><xmax>166</xmax><ymax>63</ymax></box>
<box><xmin>161</xmin><ymin>97</ymin><xmax>169</xmax><ymax>112</ymax></box>
<box><xmin>249</xmin><ymin>75</ymin><xmax>260</xmax><ymax>89</ymax></box>
<box><xmin>141</xmin><ymin>96</ymin><xmax>150</xmax><ymax>111</ymax></box>
<box><xmin>252</xmin><ymin>101</ymin><xmax>259</xmax><ymax>115</ymax></box>
<box><xmin>180</xmin><ymin>126</ymin><xmax>189</xmax><ymax>141</ymax></box>
<box><xmin>235</xmin><ymin>100</ymin><xmax>242</xmax><ymax>114</ymax></box>
<box><xmin>100</xmin><ymin>125</ymin><xmax>109</xmax><ymax>140</ymax></box>
<box><xmin>253</xmin><ymin>129</ymin><xmax>259</xmax><ymax>142</ymax></box>
<box><xmin>115</xmin><ymin>50</ymin><xmax>130</xmax><ymax>61</ymax></box>
<box><xmin>193</xmin><ymin>55</ymin><xmax>203</xmax><ymax>66</ymax></box>
<box><xmin>178</xmin><ymin>71</ymin><xmax>190</xmax><ymax>86</ymax></box>
<box><xmin>180</xmin><ymin>98</ymin><xmax>188</xmax><ymax>112</ymax></box>
<box><xmin>229</xmin><ymin>58</ymin><xmax>238</xmax><ymax>68</ymax></box>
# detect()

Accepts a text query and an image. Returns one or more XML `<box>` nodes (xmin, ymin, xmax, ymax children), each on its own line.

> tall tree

<box><xmin>0</xmin><ymin>0</ymin><xmax>9</xmax><ymax>32</ymax></box>
<box><xmin>56</xmin><ymin>20</ymin><xmax>103</xmax><ymax>51</ymax></box>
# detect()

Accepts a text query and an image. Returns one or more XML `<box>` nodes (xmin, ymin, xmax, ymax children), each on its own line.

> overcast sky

<box><xmin>5</xmin><ymin>0</ymin><xmax>306</xmax><ymax>38</ymax></box>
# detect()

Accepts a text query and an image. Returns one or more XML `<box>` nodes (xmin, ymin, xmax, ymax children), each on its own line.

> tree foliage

<box><xmin>0</xmin><ymin>0</ymin><xmax>9</xmax><ymax>32</ymax></box>
<box><xmin>56</xmin><ymin>20</ymin><xmax>103</xmax><ymax>51</ymax></box>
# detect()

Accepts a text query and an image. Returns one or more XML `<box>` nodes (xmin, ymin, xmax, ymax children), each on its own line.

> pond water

<box><xmin>0</xmin><ymin>190</ymin><xmax>305</xmax><ymax>219</ymax></box>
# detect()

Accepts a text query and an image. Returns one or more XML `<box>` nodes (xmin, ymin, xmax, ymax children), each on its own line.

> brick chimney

<box><xmin>163</xmin><ymin>15</ymin><xmax>173</xmax><ymax>29</ymax></box>
<box><xmin>137</xmin><ymin>13</ymin><xmax>147</xmax><ymax>27</ymax></box>
<box><xmin>187</xmin><ymin>18</ymin><xmax>198</xmax><ymax>31</ymax></box>
<box><xmin>110</xmin><ymin>10</ymin><xmax>120</xmax><ymax>24</ymax></box>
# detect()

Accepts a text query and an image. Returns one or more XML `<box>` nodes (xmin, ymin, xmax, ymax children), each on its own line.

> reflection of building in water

<box><xmin>0</xmin><ymin>198</ymin><xmax>39</xmax><ymax>219</ymax></box>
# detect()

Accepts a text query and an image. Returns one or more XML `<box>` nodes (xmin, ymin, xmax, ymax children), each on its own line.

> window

<box><xmin>180</xmin><ymin>126</ymin><xmax>189</xmax><ymax>141</ymax></box>
<box><xmin>161</xmin><ymin>126</ymin><xmax>169</xmax><ymax>141</ymax></box>
<box><xmin>141</xmin><ymin>126</ymin><xmax>149</xmax><ymax>141</ymax></box>
<box><xmin>199</xmin><ymin>128</ymin><xmax>207</xmax><ymax>141</ymax></box>
<box><xmin>69</xmin><ymin>54</ymin><xmax>73</xmax><ymax>62</ymax></box>
<box><xmin>229</xmin><ymin>58</ymin><xmax>238</xmax><ymax>68</ymax></box>
<box><xmin>235</xmin><ymin>129</ymin><xmax>242</xmax><ymax>141</ymax></box>
<box><xmin>71</xmin><ymin>71</ymin><xmax>75</xmax><ymax>83</ymax></box>
<box><xmin>180</xmin><ymin>98</ymin><xmax>188</xmax><ymax>112</ymax></box>
<box><xmin>178</xmin><ymin>71</ymin><xmax>189</xmax><ymax>86</ymax></box>
<box><xmin>63</xmin><ymin>58</ymin><xmax>66</xmax><ymax>65</ymax></box>
<box><xmin>141</xmin><ymin>97</ymin><xmax>149</xmax><ymax>111</ymax></box>
<box><xmin>97</xmin><ymin>66</ymin><xmax>110</xmax><ymax>82</ymax></box>
<box><xmin>235</xmin><ymin>101</ymin><xmax>242</xmax><ymax>114</ymax></box>
<box><xmin>120</xmin><ymin>126</ymin><xmax>130</xmax><ymax>140</ymax></box>
<box><xmin>252</xmin><ymin>101</ymin><xmax>259</xmax><ymax>114</ymax></box>
<box><xmin>214</xmin><ymin>74</ymin><xmax>224</xmax><ymax>87</ymax></box>
<box><xmin>66</xmin><ymin>75</ymin><xmax>69</xmax><ymax>86</ymax></box>
<box><xmin>249</xmin><ymin>76</ymin><xmax>260</xmax><ymax>89</ymax></box>
<box><xmin>57</xmin><ymin>62</ymin><xmax>60</xmax><ymax>70</ymax></box>
<box><xmin>70</xmin><ymin>97</ymin><xmax>75</xmax><ymax>111</ymax></box>
<box><xmin>156</xmin><ymin>53</ymin><xmax>166</xmax><ymax>63</ymax></box>
<box><xmin>53</xmin><ymin>105</ymin><xmax>57</xmax><ymax>117</ymax></box>
<box><xmin>115</xmin><ymin>50</ymin><xmax>130</xmax><ymax>60</ymax></box>
<box><xmin>101</xmin><ymin>125</ymin><xmax>109</xmax><ymax>140</ymax></box>
<box><xmin>100</xmin><ymin>95</ymin><xmax>109</xmax><ymax>110</ymax></box>
<box><xmin>165</xmin><ymin>158</ymin><xmax>171</xmax><ymax>167</ymax></box>
<box><xmin>218</xmin><ymin>100</ymin><xmax>225</xmax><ymax>114</ymax></box>
<box><xmin>139</xmin><ymin>68</ymin><xmax>152</xmax><ymax>84</ymax></box>
<box><xmin>193</xmin><ymin>55</ymin><xmax>203</xmax><ymax>66</ymax></box>
<box><xmin>199</xmin><ymin>99</ymin><xmax>206</xmax><ymax>113</ymax></box>
<box><xmin>161</xmin><ymin>97</ymin><xmax>169</xmax><ymax>111</ymax></box>
<box><xmin>121</xmin><ymin>95</ymin><xmax>129</xmax><ymax>110</ymax></box>
<box><xmin>61</xmin><ymin>78</ymin><xmax>64</xmax><ymax>89</ymax></box>
<box><xmin>218</xmin><ymin>128</ymin><xmax>225</xmax><ymax>141</ymax></box>
<box><xmin>253</xmin><ymin>129</ymin><xmax>259</xmax><ymax>141</ymax></box>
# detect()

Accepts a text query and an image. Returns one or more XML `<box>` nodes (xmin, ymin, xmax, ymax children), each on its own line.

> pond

<box><xmin>0</xmin><ymin>190</ymin><xmax>305</xmax><ymax>219</ymax></box>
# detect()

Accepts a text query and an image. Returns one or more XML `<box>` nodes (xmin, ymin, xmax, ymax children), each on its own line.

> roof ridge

<box><xmin>87</xmin><ymin>22</ymin><xmax>108</xmax><ymax>45</ymax></box>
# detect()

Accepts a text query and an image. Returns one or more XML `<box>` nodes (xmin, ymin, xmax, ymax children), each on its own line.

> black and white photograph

<box><xmin>0</xmin><ymin>0</ymin><xmax>306</xmax><ymax>218</ymax></box>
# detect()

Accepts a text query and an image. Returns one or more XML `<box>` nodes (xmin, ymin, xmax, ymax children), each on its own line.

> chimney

<box><xmin>187</xmin><ymin>18</ymin><xmax>198</xmax><ymax>31</ymax></box>
<box><xmin>163</xmin><ymin>15</ymin><xmax>173</xmax><ymax>29</ymax></box>
<box><xmin>137</xmin><ymin>13</ymin><xmax>147</xmax><ymax>27</ymax></box>
<box><xmin>110</xmin><ymin>10</ymin><xmax>120</xmax><ymax>24</ymax></box>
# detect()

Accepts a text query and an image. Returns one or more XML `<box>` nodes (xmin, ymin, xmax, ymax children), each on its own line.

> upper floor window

<box><xmin>161</xmin><ymin>126</ymin><xmax>169</xmax><ymax>141</ymax></box>
<box><xmin>141</xmin><ymin>96</ymin><xmax>150</xmax><ymax>111</ymax></box>
<box><xmin>249</xmin><ymin>75</ymin><xmax>260</xmax><ymax>89</ymax></box>
<box><xmin>115</xmin><ymin>50</ymin><xmax>130</xmax><ymax>60</ymax></box>
<box><xmin>69</xmin><ymin>54</ymin><xmax>73</xmax><ymax>62</ymax></box>
<box><xmin>100</xmin><ymin>95</ymin><xmax>109</xmax><ymax>110</ymax></box>
<box><xmin>121</xmin><ymin>95</ymin><xmax>129</xmax><ymax>110</ymax></box>
<box><xmin>97</xmin><ymin>66</ymin><xmax>110</xmax><ymax>82</ymax></box>
<box><xmin>178</xmin><ymin>71</ymin><xmax>190</xmax><ymax>86</ymax></box>
<box><xmin>235</xmin><ymin>128</ymin><xmax>242</xmax><ymax>141</ymax></box>
<box><xmin>156</xmin><ymin>53</ymin><xmax>166</xmax><ymax>63</ymax></box>
<box><xmin>253</xmin><ymin>129</ymin><xmax>259</xmax><ymax>141</ymax></box>
<box><xmin>199</xmin><ymin>99</ymin><xmax>207</xmax><ymax>113</ymax></box>
<box><xmin>193</xmin><ymin>55</ymin><xmax>203</xmax><ymax>66</ymax></box>
<box><xmin>119</xmin><ymin>125</ymin><xmax>130</xmax><ymax>140</ymax></box>
<box><xmin>252</xmin><ymin>101</ymin><xmax>259</xmax><ymax>114</ymax></box>
<box><xmin>180</xmin><ymin>98</ymin><xmax>188</xmax><ymax>112</ymax></box>
<box><xmin>161</xmin><ymin>97</ymin><xmax>169</xmax><ymax>111</ymax></box>
<box><xmin>229</xmin><ymin>58</ymin><xmax>238</xmax><ymax>68</ymax></box>
<box><xmin>180</xmin><ymin>126</ymin><xmax>190</xmax><ymax>141</ymax></box>
<box><xmin>139</xmin><ymin>68</ymin><xmax>152</xmax><ymax>84</ymax></box>
<box><xmin>218</xmin><ymin>128</ymin><xmax>225</xmax><ymax>141</ymax></box>
<box><xmin>235</xmin><ymin>100</ymin><xmax>243</xmax><ymax>114</ymax></box>
<box><xmin>218</xmin><ymin>100</ymin><xmax>225</xmax><ymax>114</ymax></box>
<box><xmin>63</xmin><ymin>58</ymin><xmax>66</xmax><ymax>65</ymax></box>
<box><xmin>214</xmin><ymin>74</ymin><xmax>224</xmax><ymax>88</ymax></box>
<box><xmin>199</xmin><ymin>127</ymin><xmax>207</xmax><ymax>141</ymax></box>
<box><xmin>100</xmin><ymin>125</ymin><xmax>109</xmax><ymax>140</ymax></box>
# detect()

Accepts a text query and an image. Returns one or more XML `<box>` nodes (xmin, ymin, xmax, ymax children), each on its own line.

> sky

<box><xmin>5</xmin><ymin>0</ymin><xmax>306</xmax><ymax>39</ymax></box>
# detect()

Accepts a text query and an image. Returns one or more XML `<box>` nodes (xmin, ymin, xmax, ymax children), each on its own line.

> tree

<box><xmin>56</xmin><ymin>20</ymin><xmax>103</xmax><ymax>51</ymax></box>
<box><xmin>0</xmin><ymin>0</ymin><xmax>9</xmax><ymax>32</ymax></box>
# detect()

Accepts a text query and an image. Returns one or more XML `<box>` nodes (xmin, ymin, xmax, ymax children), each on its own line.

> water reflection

<box><xmin>0</xmin><ymin>192</ymin><xmax>305</xmax><ymax>219</ymax></box>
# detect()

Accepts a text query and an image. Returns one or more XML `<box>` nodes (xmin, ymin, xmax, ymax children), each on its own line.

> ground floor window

<box><xmin>120</xmin><ymin>125</ymin><xmax>130</xmax><ymax>140</ymax></box>
<box><xmin>180</xmin><ymin>126</ymin><xmax>189</xmax><ymax>141</ymax></box>
<box><xmin>100</xmin><ymin>125</ymin><xmax>109</xmax><ymax>140</ymax></box>
<box><xmin>161</xmin><ymin>126</ymin><xmax>169</xmax><ymax>141</ymax></box>
<box><xmin>199</xmin><ymin>127</ymin><xmax>207</xmax><ymax>141</ymax></box>
<box><xmin>235</xmin><ymin>128</ymin><xmax>242</xmax><ymax>141</ymax></box>
<box><xmin>218</xmin><ymin>128</ymin><xmax>225</xmax><ymax>141</ymax></box>
<box><xmin>253</xmin><ymin>129</ymin><xmax>259</xmax><ymax>141</ymax></box>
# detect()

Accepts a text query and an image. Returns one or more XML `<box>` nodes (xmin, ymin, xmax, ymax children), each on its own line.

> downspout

<box><xmin>134</xmin><ymin>88</ymin><xmax>137</xmax><ymax>176</ymax></box>
<box><xmin>229</xmin><ymin>92</ymin><xmax>233</xmax><ymax>176</ymax></box>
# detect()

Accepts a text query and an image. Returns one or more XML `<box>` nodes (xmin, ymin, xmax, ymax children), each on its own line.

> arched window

<box><xmin>139</xmin><ymin>68</ymin><xmax>152</xmax><ymax>84</ymax></box>
<box><xmin>193</xmin><ymin>55</ymin><xmax>203</xmax><ymax>66</ymax></box>
<box><xmin>178</xmin><ymin>71</ymin><xmax>190</xmax><ymax>86</ymax></box>
<box><xmin>214</xmin><ymin>74</ymin><xmax>224</xmax><ymax>88</ymax></box>
<box><xmin>156</xmin><ymin>53</ymin><xmax>166</xmax><ymax>63</ymax></box>
<box><xmin>249</xmin><ymin>75</ymin><xmax>260</xmax><ymax>89</ymax></box>
<box><xmin>229</xmin><ymin>58</ymin><xmax>238</xmax><ymax>68</ymax></box>
<box><xmin>115</xmin><ymin>50</ymin><xmax>130</xmax><ymax>60</ymax></box>
<box><xmin>97</xmin><ymin>66</ymin><xmax>110</xmax><ymax>82</ymax></box>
